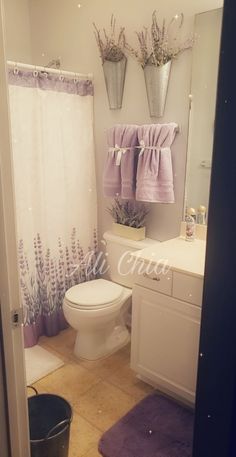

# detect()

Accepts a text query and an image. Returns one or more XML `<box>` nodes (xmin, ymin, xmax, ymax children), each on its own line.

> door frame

<box><xmin>193</xmin><ymin>0</ymin><xmax>236</xmax><ymax>456</ymax></box>
<box><xmin>0</xmin><ymin>1</ymin><xmax>30</xmax><ymax>456</ymax></box>
<box><xmin>0</xmin><ymin>316</ymin><xmax>10</xmax><ymax>457</ymax></box>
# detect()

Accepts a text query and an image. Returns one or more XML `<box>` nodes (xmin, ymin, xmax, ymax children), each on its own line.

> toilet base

<box><xmin>74</xmin><ymin>325</ymin><xmax>130</xmax><ymax>361</ymax></box>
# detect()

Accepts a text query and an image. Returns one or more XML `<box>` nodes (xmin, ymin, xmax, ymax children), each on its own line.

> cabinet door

<box><xmin>131</xmin><ymin>285</ymin><xmax>201</xmax><ymax>404</ymax></box>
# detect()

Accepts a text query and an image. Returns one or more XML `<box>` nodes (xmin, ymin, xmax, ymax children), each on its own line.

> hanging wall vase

<box><xmin>103</xmin><ymin>56</ymin><xmax>127</xmax><ymax>110</ymax></box>
<box><xmin>144</xmin><ymin>60</ymin><xmax>172</xmax><ymax>117</ymax></box>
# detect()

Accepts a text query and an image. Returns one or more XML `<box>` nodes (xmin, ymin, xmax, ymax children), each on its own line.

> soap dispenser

<box><xmin>185</xmin><ymin>215</ymin><xmax>195</xmax><ymax>242</ymax></box>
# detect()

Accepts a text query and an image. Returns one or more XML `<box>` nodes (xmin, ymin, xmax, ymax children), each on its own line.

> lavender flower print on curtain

<box><xmin>19</xmin><ymin>229</ymin><xmax>98</xmax><ymax>347</ymax></box>
<box><xmin>8</xmin><ymin>69</ymin><xmax>97</xmax><ymax>347</ymax></box>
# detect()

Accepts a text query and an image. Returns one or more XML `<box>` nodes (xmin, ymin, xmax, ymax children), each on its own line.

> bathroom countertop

<box><xmin>131</xmin><ymin>237</ymin><xmax>206</xmax><ymax>278</ymax></box>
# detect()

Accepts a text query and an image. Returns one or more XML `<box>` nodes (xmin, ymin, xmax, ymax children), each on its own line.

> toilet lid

<box><xmin>65</xmin><ymin>279</ymin><xmax>124</xmax><ymax>309</ymax></box>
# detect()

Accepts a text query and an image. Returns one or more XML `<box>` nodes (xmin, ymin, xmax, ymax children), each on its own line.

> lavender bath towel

<box><xmin>136</xmin><ymin>123</ymin><xmax>178</xmax><ymax>203</ymax></box>
<box><xmin>99</xmin><ymin>392</ymin><xmax>194</xmax><ymax>457</ymax></box>
<box><xmin>103</xmin><ymin>125</ymin><xmax>138</xmax><ymax>199</ymax></box>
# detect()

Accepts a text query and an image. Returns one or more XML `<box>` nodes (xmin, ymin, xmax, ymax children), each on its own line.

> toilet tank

<box><xmin>103</xmin><ymin>231</ymin><xmax>156</xmax><ymax>288</ymax></box>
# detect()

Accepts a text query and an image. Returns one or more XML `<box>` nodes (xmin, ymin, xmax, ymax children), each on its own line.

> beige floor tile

<box><xmin>69</xmin><ymin>412</ymin><xmax>101</xmax><ymax>457</ymax></box>
<box><xmin>39</xmin><ymin>327</ymin><xmax>76</xmax><ymax>360</ymax></box>
<box><xmin>30</xmin><ymin>333</ymin><xmax>149</xmax><ymax>456</ymax></box>
<box><xmin>77</xmin><ymin>344</ymin><xmax>130</xmax><ymax>379</ymax></box>
<box><xmin>32</xmin><ymin>363</ymin><xmax>100</xmax><ymax>404</ymax></box>
<box><xmin>83</xmin><ymin>446</ymin><xmax>102</xmax><ymax>457</ymax></box>
<box><xmin>75</xmin><ymin>381</ymin><xmax>136</xmax><ymax>432</ymax></box>
<box><xmin>107</xmin><ymin>362</ymin><xmax>154</xmax><ymax>401</ymax></box>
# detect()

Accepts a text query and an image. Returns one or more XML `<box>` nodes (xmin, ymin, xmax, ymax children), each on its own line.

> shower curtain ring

<box><xmin>13</xmin><ymin>63</ymin><xmax>19</xmax><ymax>75</ymax></box>
<box><xmin>59</xmin><ymin>70</ymin><xmax>64</xmax><ymax>81</ymax></box>
<box><xmin>33</xmin><ymin>66</ymin><xmax>39</xmax><ymax>78</ymax></box>
<box><xmin>43</xmin><ymin>68</ymin><xmax>48</xmax><ymax>78</ymax></box>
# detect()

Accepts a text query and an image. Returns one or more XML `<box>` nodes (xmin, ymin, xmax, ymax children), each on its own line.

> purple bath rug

<box><xmin>98</xmin><ymin>392</ymin><xmax>194</xmax><ymax>457</ymax></box>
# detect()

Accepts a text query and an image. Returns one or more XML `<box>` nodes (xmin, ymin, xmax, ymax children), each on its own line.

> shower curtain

<box><xmin>8</xmin><ymin>69</ymin><xmax>97</xmax><ymax>347</ymax></box>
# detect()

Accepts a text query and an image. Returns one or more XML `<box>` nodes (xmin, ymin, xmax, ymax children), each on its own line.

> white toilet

<box><xmin>63</xmin><ymin>231</ymin><xmax>152</xmax><ymax>360</ymax></box>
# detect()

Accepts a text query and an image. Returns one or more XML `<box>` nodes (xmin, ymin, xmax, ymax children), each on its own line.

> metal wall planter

<box><xmin>144</xmin><ymin>60</ymin><xmax>172</xmax><ymax>117</ymax></box>
<box><xmin>103</xmin><ymin>56</ymin><xmax>127</xmax><ymax>110</ymax></box>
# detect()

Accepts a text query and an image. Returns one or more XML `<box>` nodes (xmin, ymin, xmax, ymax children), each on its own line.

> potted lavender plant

<box><xmin>107</xmin><ymin>199</ymin><xmax>149</xmax><ymax>241</ymax></box>
<box><xmin>126</xmin><ymin>11</ymin><xmax>193</xmax><ymax>117</ymax></box>
<box><xmin>93</xmin><ymin>15</ymin><xmax>127</xmax><ymax>109</ymax></box>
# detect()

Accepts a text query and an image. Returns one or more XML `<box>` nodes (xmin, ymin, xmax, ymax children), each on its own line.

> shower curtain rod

<box><xmin>7</xmin><ymin>60</ymin><xmax>93</xmax><ymax>80</ymax></box>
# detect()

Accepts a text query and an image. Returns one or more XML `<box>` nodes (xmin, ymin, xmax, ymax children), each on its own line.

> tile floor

<box><xmin>32</xmin><ymin>327</ymin><xmax>154</xmax><ymax>457</ymax></box>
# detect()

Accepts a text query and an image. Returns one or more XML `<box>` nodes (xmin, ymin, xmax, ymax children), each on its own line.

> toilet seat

<box><xmin>65</xmin><ymin>278</ymin><xmax>124</xmax><ymax>310</ymax></box>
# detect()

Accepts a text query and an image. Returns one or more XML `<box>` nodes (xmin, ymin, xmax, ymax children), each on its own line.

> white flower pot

<box><xmin>112</xmin><ymin>223</ymin><xmax>146</xmax><ymax>241</ymax></box>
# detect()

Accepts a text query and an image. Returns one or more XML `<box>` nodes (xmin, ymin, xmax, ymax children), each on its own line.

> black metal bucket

<box><xmin>28</xmin><ymin>387</ymin><xmax>72</xmax><ymax>457</ymax></box>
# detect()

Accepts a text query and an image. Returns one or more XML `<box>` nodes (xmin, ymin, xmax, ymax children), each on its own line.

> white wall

<box><xmin>29</xmin><ymin>0</ymin><xmax>223</xmax><ymax>241</ymax></box>
<box><xmin>3</xmin><ymin>0</ymin><xmax>31</xmax><ymax>61</ymax></box>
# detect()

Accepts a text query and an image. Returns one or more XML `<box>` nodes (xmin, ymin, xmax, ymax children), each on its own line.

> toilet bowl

<box><xmin>63</xmin><ymin>231</ymin><xmax>155</xmax><ymax>361</ymax></box>
<box><xmin>63</xmin><ymin>278</ymin><xmax>132</xmax><ymax>360</ymax></box>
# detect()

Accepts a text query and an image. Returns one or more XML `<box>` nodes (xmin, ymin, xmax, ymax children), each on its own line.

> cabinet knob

<box><xmin>143</xmin><ymin>273</ymin><xmax>161</xmax><ymax>282</ymax></box>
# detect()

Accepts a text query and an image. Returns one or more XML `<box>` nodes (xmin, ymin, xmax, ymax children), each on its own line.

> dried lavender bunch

<box><xmin>93</xmin><ymin>15</ymin><xmax>126</xmax><ymax>63</ymax></box>
<box><xmin>126</xmin><ymin>11</ymin><xmax>193</xmax><ymax>68</ymax></box>
<box><xmin>107</xmin><ymin>199</ymin><xmax>149</xmax><ymax>228</ymax></box>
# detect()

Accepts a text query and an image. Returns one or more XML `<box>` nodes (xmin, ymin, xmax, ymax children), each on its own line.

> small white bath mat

<box><xmin>25</xmin><ymin>345</ymin><xmax>64</xmax><ymax>384</ymax></box>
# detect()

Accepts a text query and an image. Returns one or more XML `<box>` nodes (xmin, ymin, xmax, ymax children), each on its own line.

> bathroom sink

<box><xmin>131</xmin><ymin>237</ymin><xmax>206</xmax><ymax>278</ymax></box>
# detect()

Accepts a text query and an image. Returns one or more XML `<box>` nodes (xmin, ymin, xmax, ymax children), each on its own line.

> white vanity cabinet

<box><xmin>131</xmin><ymin>271</ymin><xmax>203</xmax><ymax>405</ymax></box>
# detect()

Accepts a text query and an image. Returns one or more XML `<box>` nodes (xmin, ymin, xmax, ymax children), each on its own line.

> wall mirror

<box><xmin>184</xmin><ymin>8</ymin><xmax>223</xmax><ymax>221</ymax></box>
